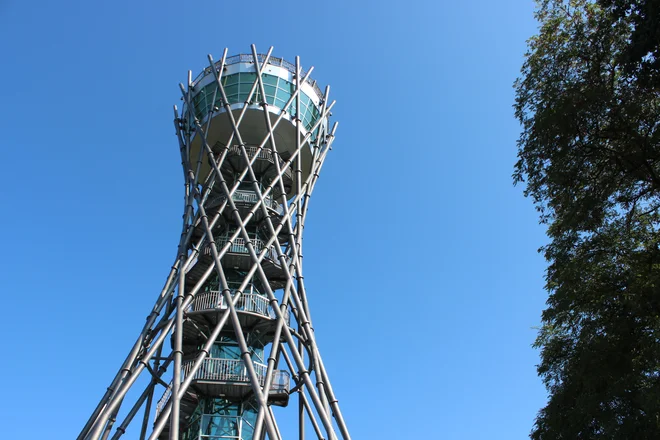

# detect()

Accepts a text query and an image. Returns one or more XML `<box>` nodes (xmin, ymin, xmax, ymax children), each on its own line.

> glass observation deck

<box><xmin>183</xmin><ymin>54</ymin><xmax>328</xmax><ymax>194</ymax></box>
<box><xmin>192</xmin><ymin>72</ymin><xmax>321</xmax><ymax>133</ymax></box>
<box><xmin>188</xmin><ymin>54</ymin><xmax>324</xmax><ymax>135</ymax></box>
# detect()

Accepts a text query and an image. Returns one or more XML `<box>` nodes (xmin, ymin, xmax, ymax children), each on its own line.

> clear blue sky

<box><xmin>0</xmin><ymin>0</ymin><xmax>547</xmax><ymax>438</ymax></box>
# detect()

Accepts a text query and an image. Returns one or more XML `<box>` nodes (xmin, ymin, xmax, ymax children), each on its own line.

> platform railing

<box><xmin>207</xmin><ymin>189</ymin><xmax>282</xmax><ymax>214</ymax></box>
<box><xmin>155</xmin><ymin>386</ymin><xmax>172</xmax><ymax>419</ymax></box>
<box><xmin>229</xmin><ymin>145</ymin><xmax>279</xmax><ymax>161</ymax></box>
<box><xmin>205</xmin><ymin>234</ymin><xmax>281</xmax><ymax>263</ymax></box>
<box><xmin>188</xmin><ymin>292</ymin><xmax>272</xmax><ymax>318</ymax></box>
<box><xmin>184</xmin><ymin>358</ymin><xmax>267</xmax><ymax>383</ymax></box>
<box><xmin>155</xmin><ymin>359</ymin><xmax>290</xmax><ymax>418</ymax></box>
<box><xmin>188</xmin><ymin>290</ymin><xmax>291</xmax><ymax>324</ymax></box>
<box><xmin>227</xmin><ymin>145</ymin><xmax>294</xmax><ymax>175</ymax></box>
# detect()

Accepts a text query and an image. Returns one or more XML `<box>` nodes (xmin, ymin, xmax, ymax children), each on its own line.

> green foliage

<box><xmin>515</xmin><ymin>0</ymin><xmax>660</xmax><ymax>438</ymax></box>
<box><xmin>599</xmin><ymin>0</ymin><xmax>660</xmax><ymax>88</ymax></box>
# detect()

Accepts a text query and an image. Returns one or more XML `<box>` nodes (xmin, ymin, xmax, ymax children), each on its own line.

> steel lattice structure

<box><xmin>79</xmin><ymin>45</ymin><xmax>350</xmax><ymax>440</ymax></box>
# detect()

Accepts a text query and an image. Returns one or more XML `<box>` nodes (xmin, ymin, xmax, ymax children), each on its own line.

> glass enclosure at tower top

<box><xmin>185</xmin><ymin>54</ymin><xmax>326</xmax><ymax>138</ymax></box>
<box><xmin>182</xmin><ymin>53</ymin><xmax>330</xmax><ymax>189</ymax></box>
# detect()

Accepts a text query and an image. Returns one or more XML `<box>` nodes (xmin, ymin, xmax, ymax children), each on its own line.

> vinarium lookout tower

<box><xmin>79</xmin><ymin>45</ymin><xmax>350</xmax><ymax>440</ymax></box>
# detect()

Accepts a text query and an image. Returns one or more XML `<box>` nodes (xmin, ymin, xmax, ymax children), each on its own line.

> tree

<box><xmin>514</xmin><ymin>1</ymin><xmax>660</xmax><ymax>438</ymax></box>
<box><xmin>599</xmin><ymin>0</ymin><xmax>660</xmax><ymax>88</ymax></box>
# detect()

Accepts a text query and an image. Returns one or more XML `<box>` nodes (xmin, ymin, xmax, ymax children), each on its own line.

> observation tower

<box><xmin>79</xmin><ymin>45</ymin><xmax>350</xmax><ymax>440</ymax></box>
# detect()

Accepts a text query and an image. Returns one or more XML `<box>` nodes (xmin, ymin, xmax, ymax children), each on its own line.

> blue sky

<box><xmin>0</xmin><ymin>0</ymin><xmax>547</xmax><ymax>438</ymax></box>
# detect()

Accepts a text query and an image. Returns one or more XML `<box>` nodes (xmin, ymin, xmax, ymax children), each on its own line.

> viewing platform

<box><xmin>201</xmin><ymin>233</ymin><xmax>285</xmax><ymax>277</ymax></box>
<box><xmin>183</xmin><ymin>288</ymin><xmax>291</xmax><ymax>342</ymax></box>
<box><xmin>219</xmin><ymin>145</ymin><xmax>294</xmax><ymax>193</ymax></box>
<box><xmin>205</xmin><ymin>188</ymin><xmax>283</xmax><ymax>222</ymax></box>
<box><xmin>185</xmin><ymin>54</ymin><xmax>327</xmax><ymax>188</ymax></box>
<box><xmin>156</xmin><ymin>358</ymin><xmax>290</xmax><ymax>418</ymax></box>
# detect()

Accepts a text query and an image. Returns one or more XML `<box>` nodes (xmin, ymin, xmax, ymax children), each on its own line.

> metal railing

<box><xmin>193</xmin><ymin>53</ymin><xmax>323</xmax><ymax>100</ymax></box>
<box><xmin>184</xmin><ymin>358</ymin><xmax>268</xmax><ymax>383</ymax></box>
<box><xmin>270</xmin><ymin>369</ymin><xmax>291</xmax><ymax>392</ymax></box>
<box><xmin>189</xmin><ymin>292</ymin><xmax>273</xmax><ymax>318</ymax></box>
<box><xmin>205</xmin><ymin>235</ymin><xmax>281</xmax><ymax>263</ymax></box>
<box><xmin>155</xmin><ymin>359</ymin><xmax>290</xmax><ymax>418</ymax></box>
<box><xmin>207</xmin><ymin>189</ymin><xmax>283</xmax><ymax>214</ymax></box>
<box><xmin>155</xmin><ymin>385</ymin><xmax>172</xmax><ymax>419</ymax></box>
<box><xmin>227</xmin><ymin>145</ymin><xmax>282</xmax><ymax>163</ymax></box>
<box><xmin>188</xmin><ymin>290</ymin><xmax>291</xmax><ymax>324</ymax></box>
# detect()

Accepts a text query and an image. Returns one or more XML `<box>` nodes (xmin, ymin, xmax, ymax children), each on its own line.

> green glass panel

<box><xmin>218</xmin><ymin>335</ymin><xmax>237</xmax><ymax>344</ymax></box>
<box><xmin>196</xmin><ymin>102</ymin><xmax>207</xmax><ymax>117</ymax></box>
<box><xmin>238</xmin><ymin>72</ymin><xmax>256</xmax><ymax>84</ymax></box>
<box><xmin>263</xmin><ymin>74</ymin><xmax>278</xmax><ymax>86</ymax></box>
<box><xmin>266</xmin><ymin>94</ymin><xmax>276</xmax><ymax>105</ymax></box>
<box><xmin>299</xmin><ymin>104</ymin><xmax>309</xmax><ymax>118</ymax></box>
<box><xmin>264</xmin><ymin>84</ymin><xmax>276</xmax><ymax>97</ymax></box>
<box><xmin>275</xmin><ymin>98</ymin><xmax>287</xmax><ymax>109</ymax></box>
<box><xmin>201</xmin><ymin>415</ymin><xmax>239</xmax><ymax>437</ymax></box>
<box><xmin>238</xmin><ymin>83</ymin><xmax>253</xmax><ymax>95</ymax></box>
<box><xmin>251</xmin><ymin>346</ymin><xmax>264</xmax><ymax>363</ymax></box>
<box><xmin>183</xmin><ymin>416</ymin><xmax>201</xmax><ymax>440</ymax></box>
<box><xmin>223</xmin><ymin>345</ymin><xmax>241</xmax><ymax>359</ymax></box>
<box><xmin>278</xmin><ymin>80</ymin><xmax>294</xmax><ymax>93</ymax></box>
<box><xmin>209</xmin><ymin>343</ymin><xmax>241</xmax><ymax>360</ymax></box>
<box><xmin>203</xmin><ymin>91</ymin><xmax>217</xmax><ymax>104</ymax></box>
<box><xmin>285</xmin><ymin>102</ymin><xmax>295</xmax><ymax>114</ymax></box>
<box><xmin>224</xmin><ymin>74</ymin><xmax>239</xmax><ymax>85</ymax></box>
<box><xmin>224</xmin><ymin>84</ymin><xmax>238</xmax><ymax>96</ymax></box>
<box><xmin>275</xmin><ymin>88</ymin><xmax>291</xmax><ymax>102</ymax></box>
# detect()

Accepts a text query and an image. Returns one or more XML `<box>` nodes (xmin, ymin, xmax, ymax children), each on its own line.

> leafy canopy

<box><xmin>514</xmin><ymin>0</ymin><xmax>660</xmax><ymax>438</ymax></box>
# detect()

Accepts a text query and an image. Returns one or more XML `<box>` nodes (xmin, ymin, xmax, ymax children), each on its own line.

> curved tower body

<box><xmin>79</xmin><ymin>46</ymin><xmax>350</xmax><ymax>440</ymax></box>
